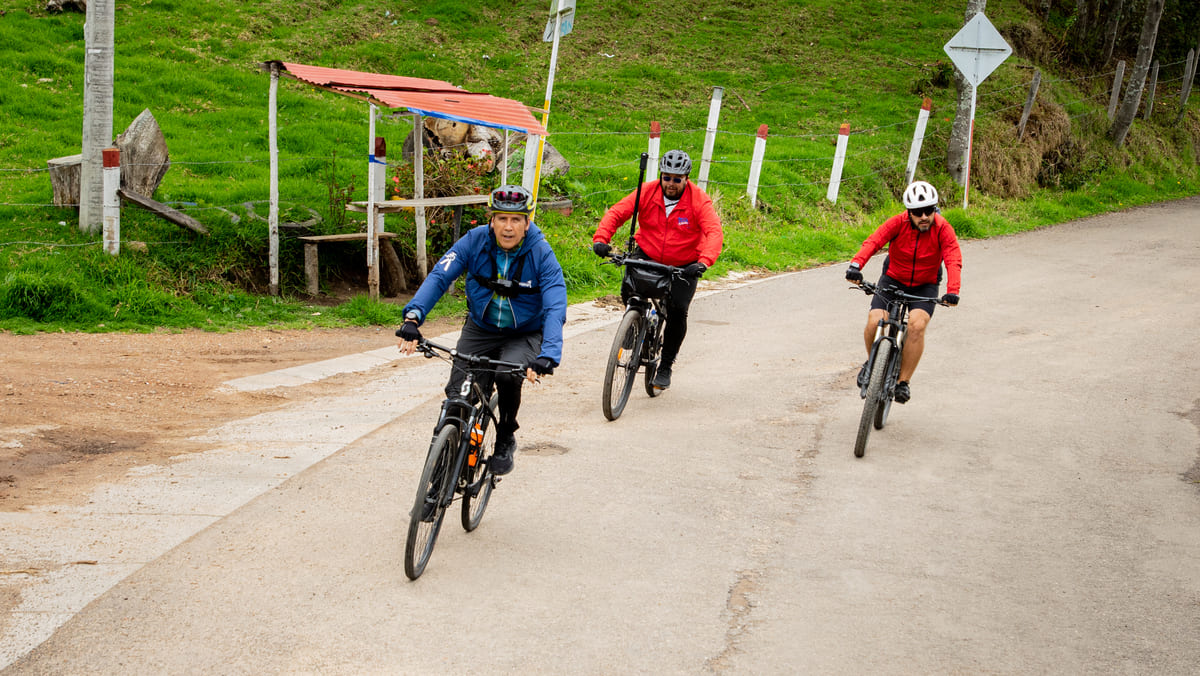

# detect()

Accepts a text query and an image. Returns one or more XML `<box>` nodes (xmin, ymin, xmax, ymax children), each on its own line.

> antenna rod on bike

<box><xmin>626</xmin><ymin>152</ymin><xmax>649</xmax><ymax>252</ymax></box>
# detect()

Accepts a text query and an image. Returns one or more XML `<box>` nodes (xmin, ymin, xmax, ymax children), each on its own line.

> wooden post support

<box><xmin>1143</xmin><ymin>61</ymin><xmax>1159</xmax><ymax>120</ymax></box>
<box><xmin>906</xmin><ymin>98</ymin><xmax>933</xmax><ymax>184</ymax></box>
<box><xmin>1108</xmin><ymin>60</ymin><xmax>1126</xmax><ymax>121</ymax></box>
<box><xmin>368</xmin><ymin>135</ymin><xmax>385</xmax><ymax>300</ymax></box>
<box><xmin>697</xmin><ymin>86</ymin><xmax>724</xmax><ymax>190</ymax></box>
<box><xmin>1018</xmin><ymin>70</ymin><xmax>1042</xmax><ymax>140</ymax></box>
<box><xmin>412</xmin><ymin>113</ymin><xmax>428</xmax><ymax>278</ymax></box>
<box><xmin>827</xmin><ymin>123</ymin><xmax>850</xmax><ymax>205</ymax></box>
<box><xmin>268</xmin><ymin>63</ymin><xmax>280</xmax><ymax>296</ymax></box>
<box><xmin>647</xmin><ymin>121</ymin><xmax>662</xmax><ymax>181</ymax></box>
<box><xmin>747</xmin><ymin>124</ymin><xmax>768</xmax><ymax>208</ymax></box>
<box><xmin>1177</xmin><ymin>49</ymin><xmax>1196</xmax><ymax>125</ymax></box>
<box><xmin>102</xmin><ymin>147</ymin><xmax>120</xmax><ymax>255</ymax></box>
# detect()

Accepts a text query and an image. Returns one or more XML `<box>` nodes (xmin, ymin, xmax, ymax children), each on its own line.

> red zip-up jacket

<box><xmin>593</xmin><ymin>180</ymin><xmax>724</xmax><ymax>267</ymax></box>
<box><xmin>852</xmin><ymin>212</ymin><xmax>963</xmax><ymax>294</ymax></box>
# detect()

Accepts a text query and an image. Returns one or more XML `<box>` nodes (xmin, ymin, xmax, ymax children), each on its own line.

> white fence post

<box><xmin>1108</xmin><ymin>60</ymin><xmax>1126</xmax><ymax>121</ymax></box>
<box><xmin>368</xmin><ymin>136</ymin><xmax>385</xmax><ymax>300</ymax></box>
<box><xmin>102</xmin><ymin>147</ymin><xmax>120</xmax><ymax>256</ymax></box>
<box><xmin>647</xmin><ymin>120</ymin><xmax>661</xmax><ymax>181</ymax></box>
<box><xmin>747</xmin><ymin>124</ymin><xmax>768</xmax><ymax>207</ymax></box>
<box><xmin>826</xmin><ymin>123</ymin><xmax>850</xmax><ymax>204</ymax></box>
<box><xmin>1018</xmin><ymin>71</ymin><xmax>1042</xmax><ymax>139</ymax></box>
<box><xmin>905</xmin><ymin>98</ymin><xmax>932</xmax><ymax>185</ymax></box>
<box><xmin>697</xmin><ymin>86</ymin><xmax>724</xmax><ymax>190</ymax></box>
<box><xmin>268</xmin><ymin>63</ymin><xmax>280</xmax><ymax>296</ymax></box>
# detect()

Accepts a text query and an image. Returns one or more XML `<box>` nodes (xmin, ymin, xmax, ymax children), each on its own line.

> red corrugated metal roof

<box><xmin>273</xmin><ymin>61</ymin><xmax>548</xmax><ymax>136</ymax></box>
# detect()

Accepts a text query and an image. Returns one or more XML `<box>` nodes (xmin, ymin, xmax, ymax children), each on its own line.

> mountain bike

<box><xmin>851</xmin><ymin>280</ymin><xmax>948</xmax><ymax>458</ymax></box>
<box><xmin>600</xmin><ymin>252</ymin><xmax>683</xmax><ymax>421</ymax></box>
<box><xmin>400</xmin><ymin>337</ymin><xmax>527</xmax><ymax>580</ymax></box>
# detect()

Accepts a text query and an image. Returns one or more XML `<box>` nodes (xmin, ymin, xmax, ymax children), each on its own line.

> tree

<box><xmin>947</xmin><ymin>0</ymin><xmax>987</xmax><ymax>187</ymax></box>
<box><xmin>1100</xmin><ymin>0</ymin><xmax>1126</xmax><ymax>66</ymax></box>
<box><xmin>1110</xmin><ymin>0</ymin><xmax>1166</xmax><ymax>146</ymax></box>
<box><xmin>79</xmin><ymin>0</ymin><xmax>115</xmax><ymax>233</ymax></box>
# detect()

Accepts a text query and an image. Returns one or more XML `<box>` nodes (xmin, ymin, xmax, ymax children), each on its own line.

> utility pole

<box><xmin>79</xmin><ymin>0</ymin><xmax>115</xmax><ymax>233</ymax></box>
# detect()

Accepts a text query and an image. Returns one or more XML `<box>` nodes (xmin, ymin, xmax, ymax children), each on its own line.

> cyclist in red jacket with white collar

<box><xmin>591</xmin><ymin>150</ymin><xmax>723</xmax><ymax>390</ymax></box>
<box><xmin>845</xmin><ymin>180</ymin><xmax>962</xmax><ymax>404</ymax></box>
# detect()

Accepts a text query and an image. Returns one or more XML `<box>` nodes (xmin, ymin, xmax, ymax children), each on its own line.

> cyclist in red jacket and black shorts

<box><xmin>845</xmin><ymin>180</ymin><xmax>962</xmax><ymax>404</ymax></box>
<box><xmin>591</xmin><ymin>149</ymin><xmax>724</xmax><ymax>390</ymax></box>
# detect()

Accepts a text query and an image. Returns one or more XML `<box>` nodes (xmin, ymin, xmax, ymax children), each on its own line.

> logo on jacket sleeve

<box><xmin>439</xmin><ymin>251</ymin><xmax>457</xmax><ymax>271</ymax></box>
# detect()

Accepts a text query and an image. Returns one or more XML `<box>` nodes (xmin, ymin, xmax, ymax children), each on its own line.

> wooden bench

<box><xmin>298</xmin><ymin>232</ymin><xmax>397</xmax><ymax>296</ymax></box>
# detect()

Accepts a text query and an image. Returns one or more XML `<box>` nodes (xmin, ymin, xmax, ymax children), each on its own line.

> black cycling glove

<box><xmin>941</xmin><ymin>293</ymin><xmax>959</xmax><ymax>306</ymax></box>
<box><xmin>845</xmin><ymin>263</ymin><xmax>863</xmax><ymax>283</ymax></box>
<box><xmin>397</xmin><ymin>321</ymin><xmax>422</xmax><ymax>342</ymax></box>
<box><xmin>682</xmin><ymin>262</ymin><xmax>707</xmax><ymax>280</ymax></box>
<box><xmin>527</xmin><ymin>356</ymin><xmax>556</xmax><ymax>376</ymax></box>
<box><xmin>592</xmin><ymin>241</ymin><xmax>612</xmax><ymax>258</ymax></box>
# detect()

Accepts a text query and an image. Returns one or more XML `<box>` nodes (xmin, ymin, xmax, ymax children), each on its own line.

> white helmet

<box><xmin>902</xmin><ymin>180</ymin><xmax>939</xmax><ymax>209</ymax></box>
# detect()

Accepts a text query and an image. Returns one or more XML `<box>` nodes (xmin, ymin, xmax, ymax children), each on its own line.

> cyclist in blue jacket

<box><xmin>398</xmin><ymin>185</ymin><xmax>567</xmax><ymax>475</ymax></box>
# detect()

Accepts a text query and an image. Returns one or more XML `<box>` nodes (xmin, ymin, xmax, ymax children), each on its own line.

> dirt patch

<box><xmin>0</xmin><ymin>318</ymin><xmax>460</xmax><ymax>511</ymax></box>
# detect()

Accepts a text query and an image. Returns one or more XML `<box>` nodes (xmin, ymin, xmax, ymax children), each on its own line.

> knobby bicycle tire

<box><xmin>855</xmin><ymin>341</ymin><xmax>892</xmax><ymax>458</ymax></box>
<box><xmin>405</xmin><ymin>423</ymin><xmax>459</xmax><ymax>580</ymax></box>
<box><xmin>874</xmin><ymin>345</ymin><xmax>901</xmax><ymax>430</ymax></box>
<box><xmin>461</xmin><ymin>393</ymin><xmax>499</xmax><ymax>532</ymax></box>
<box><xmin>643</xmin><ymin>311</ymin><xmax>663</xmax><ymax>398</ymax></box>
<box><xmin>602</xmin><ymin>309</ymin><xmax>644</xmax><ymax>421</ymax></box>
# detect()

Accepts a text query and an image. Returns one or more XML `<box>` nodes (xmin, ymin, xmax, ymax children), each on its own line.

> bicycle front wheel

<box><xmin>854</xmin><ymin>342</ymin><xmax>892</xmax><ymax>458</ymax></box>
<box><xmin>405</xmin><ymin>423</ymin><xmax>459</xmax><ymax>580</ymax></box>
<box><xmin>602</xmin><ymin>309</ymin><xmax>644</xmax><ymax>421</ymax></box>
<box><xmin>874</xmin><ymin>348</ymin><xmax>900</xmax><ymax>430</ymax></box>
<box><xmin>461</xmin><ymin>394</ymin><xmax>499</xmax><ymax>532</ymax></box>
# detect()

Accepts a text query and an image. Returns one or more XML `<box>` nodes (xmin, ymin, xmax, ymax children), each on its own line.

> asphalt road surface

<box><xmin>6</xmin><ymin>198</ymin><xmax>1200</xmax><ymax>674</ymax></box>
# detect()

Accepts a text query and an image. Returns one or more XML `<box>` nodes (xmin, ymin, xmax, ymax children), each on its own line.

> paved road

<box><xmin>6</xmin><ymin>198</ymin><xmax>1200</xmax><ymax>674</ymax></box>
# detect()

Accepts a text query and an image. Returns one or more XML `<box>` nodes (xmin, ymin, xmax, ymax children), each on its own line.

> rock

<box><xmin>46</xmin><ymin>0</ymin><xmax>86</xmax><ymax>12</ymax></box>
<box><xmin>114</xmin><ymin>109</ymin><xmax>170</xmax><ymax>198</ymax></box>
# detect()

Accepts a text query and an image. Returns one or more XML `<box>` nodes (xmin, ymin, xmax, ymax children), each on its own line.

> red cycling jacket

<box><xmin>851</xmin><ymin>212</ymin><xmax>963</xmax><ymax>294</ymax></box>
<box><xmin>593</xmin><ymin>180</ymin><xmax>724</xmax><ymax>267</ymax></box>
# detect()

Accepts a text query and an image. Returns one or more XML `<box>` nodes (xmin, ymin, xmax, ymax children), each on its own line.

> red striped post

<box><xmin>747</xmin><ymin>124</ymin><xmax>768</xmax><ymax>207</ymax></box>
<box><xmin>647</xmin><ymin>121</ymin><xmax>662</xmax><ymax>180</ymax></box>
<box><xmin>102</xmin><ymin>147</ymin><xmax>120</xmax><ymax>255</ymax></box>
<box><xmin>905</xmin><ymin>98</ymin><xmax>932</xmax><ymax>185</ymax></box>
<box><xmin>826</xmin><ymin>123</ymin><xmax>851</xmax><ymax>204</ymax></box>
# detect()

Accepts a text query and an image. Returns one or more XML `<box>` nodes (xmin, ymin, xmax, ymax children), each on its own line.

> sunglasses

<box><xmin>660</xmin><ymin>175</ymin><xmax>686</xmax><ymax>184</ymax></box>
<box><xmin>908</xmin><ymin>206</ymin><xmax>936</xmax><ymax>217</ymax></box>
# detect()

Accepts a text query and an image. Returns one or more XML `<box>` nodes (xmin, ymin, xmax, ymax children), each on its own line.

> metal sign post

<box><xmin>944</xmin><ymin>12</ymin><xmax>1012</xmax><ymax>208</ymax></box>
<box><xmin>530</xmin><ymin>0</ymin><xmax>576</xmax><ymax>214</ymax></box>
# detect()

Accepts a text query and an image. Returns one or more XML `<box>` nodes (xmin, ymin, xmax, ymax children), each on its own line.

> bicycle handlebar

<box><xmin>413</xmin><ymin>338</ymin><xmax>529</xmax><ymax>373</ymax></box>
<box><xmin>603</xmin><ymin>251</ymin><xmax>685</xmax><ymax>277</ymax></box>
<box><xmin>852</xmin><ymin>280</ymin><xmax>948</xmax><ymax>306</ymax></box>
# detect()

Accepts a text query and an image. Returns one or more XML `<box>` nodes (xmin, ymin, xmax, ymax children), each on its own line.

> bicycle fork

<box><xmin>862</xmin><ymin>319</ymin><xmax>902</xmax><ymax>398</ymax></box>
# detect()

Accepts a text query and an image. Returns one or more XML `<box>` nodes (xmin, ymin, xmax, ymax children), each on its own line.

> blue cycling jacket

<box><xmin>403</xmin><ymin>223</ymin><xmax>568</xmax><ymax>365</ymax></box>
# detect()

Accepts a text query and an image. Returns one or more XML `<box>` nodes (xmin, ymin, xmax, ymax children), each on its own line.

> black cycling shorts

<box><xmin>869</xmin><ymin>274</ymin><xmax>939</xmax><ymax>317</ymax></box>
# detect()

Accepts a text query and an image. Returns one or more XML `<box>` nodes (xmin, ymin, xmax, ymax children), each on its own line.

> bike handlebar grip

<box><xmin>638</xmin><ymin>151</ymin><xmax>649</xmax><ymax>170</ymax></box>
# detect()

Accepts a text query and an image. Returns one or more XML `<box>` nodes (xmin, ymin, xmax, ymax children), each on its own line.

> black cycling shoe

<box><xmin>651</xmin><ymin>364</ymin><xmax>672</xmax><ymax>389</ymax></box>
<box><xmin>856</xmin><ymin>361</ymin><xmax>869</xmax><ymax>388</ymax></box>
<box><xmin>491</xmin><ymin>434</ymin><xmax>516</xmax><ymax>475</ymax></box>
<box><xmin>894</xmin><ymin>381</ymin><xmax>911</xmax><ymax>404</ymax></box>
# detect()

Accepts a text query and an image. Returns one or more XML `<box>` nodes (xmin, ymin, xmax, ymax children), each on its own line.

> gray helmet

<box><xmin>660</xmin><ymin>149</ymin><xmax>692</xmax><ymax>175</ymax></box>
<box><xmin>489</xmin><ymin>184</ymin><xmax>533</xmax><ymax>215</ymax></box>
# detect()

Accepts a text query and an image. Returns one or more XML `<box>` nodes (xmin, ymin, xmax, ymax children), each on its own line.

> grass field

<box><xmin>1</xmin><ymin>0</ymin><xmax>1197</xmax><ymax>332</ymax></box>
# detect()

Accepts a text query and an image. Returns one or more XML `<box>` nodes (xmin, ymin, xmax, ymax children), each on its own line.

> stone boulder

<box><xmin>114</xmin><ymin>108</ymin><xmax>170</xmax><ymax>198</ymax></box>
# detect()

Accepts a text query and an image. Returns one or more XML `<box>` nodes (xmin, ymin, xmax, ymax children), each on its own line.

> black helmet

<box><xmin>489</xmin><ymin>184</ymin><xmax>533</xmax><ymax>215</ymax></box>
<box><xmin>660</xmin><ymin>149</ymin><xmax>692</xmax><ymax>175</ymax></box>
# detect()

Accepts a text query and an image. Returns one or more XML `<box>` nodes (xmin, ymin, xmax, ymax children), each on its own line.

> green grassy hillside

<box><xmin>1</xmin><ymin>0</ymin><xmax>1197</xmax><ymax>332</ymax></box>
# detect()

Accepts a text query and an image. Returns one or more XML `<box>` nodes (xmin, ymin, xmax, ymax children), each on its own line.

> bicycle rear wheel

<box><xmin>854</xmin><ymin>342</ymin><xmax>892</xmax><ymax>458</ymax></box>
<box><xmin>602</xmin><ymin>309</ymin><xmax>644</xmax><ymax>421</ymax></box>
<box><xmin>405</xmin><ymin>424</ymin><xmax>459</xmax><ymax>580</ymax></box>
<box><xmin>643</xmin><ymin>312</ymin><xmax>663</xmax><ymax>398</ymax></box>
<box><xmin>461</xmin><ymin>394</ymin><xmax>499</xmax><ymax>532</ymax></box>
<box><xmin>874</xmin><ymin>348</ymin><xmax>901</xmax><ymax>430</ymax></box>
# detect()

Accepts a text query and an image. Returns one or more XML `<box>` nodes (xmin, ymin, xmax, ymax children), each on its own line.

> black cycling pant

<box><xmin>445</xmin><ymin>316</ymin><xmax>541</xmax><ymax>436</ymax></box>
